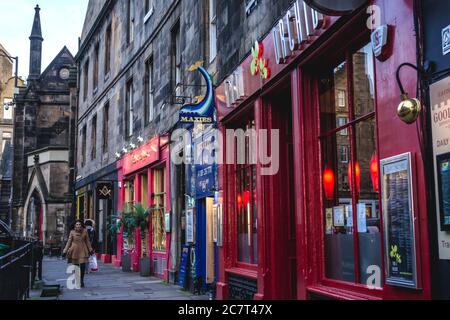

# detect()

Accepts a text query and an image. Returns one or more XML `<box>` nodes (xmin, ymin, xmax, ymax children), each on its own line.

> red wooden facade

<box><xmin>113</xmin><ymin>135</ymin><xmax>171</xmax><ymax>281</ymax></box>
<box><xmin>215</xmin><ymin>0</ymin><xmax>432</xmax><ymax>300</ymax></box>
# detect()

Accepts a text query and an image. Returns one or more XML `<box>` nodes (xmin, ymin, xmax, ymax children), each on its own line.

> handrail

<box><xmin>0</xmin><ymin>242</ymin><xmax>32</xmax><ymax>269</ymax></box>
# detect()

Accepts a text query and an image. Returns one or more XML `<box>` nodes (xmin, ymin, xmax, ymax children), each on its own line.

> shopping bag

<box><xmin>89</xmin><ymin>254</ymin><xmax>98</xmax><ymax>272</ymax></box>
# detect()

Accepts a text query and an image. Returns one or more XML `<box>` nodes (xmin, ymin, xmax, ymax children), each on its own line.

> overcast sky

<box><xmin>0</xmin><ymin>0</ymin><xmax>89</xmax><ymax>79</ymax></box>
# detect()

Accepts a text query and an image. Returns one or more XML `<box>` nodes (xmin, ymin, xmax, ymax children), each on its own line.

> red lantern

<box><xmin>243</xmin><ymin>191</ymin><xmax>251</xmax><ymax>206</ymax></box>
<box><xmin>237</xmin><ymin>193</ymin><xmax>242</xmax><ymax>211</ymax></box>
<box><xmin>370</xmin><ymin>153</ymin><xmax>379</xmax><ymax>193</ymax></box>
<box><xmin>323</xmin><ymin>165</ymin><xmax>335</xmax><ymax>200</ymax></box>
<box><xmin>348</xmin><ymin>161</ymin><xmax>361</xmax><ymax>194</ymax></box>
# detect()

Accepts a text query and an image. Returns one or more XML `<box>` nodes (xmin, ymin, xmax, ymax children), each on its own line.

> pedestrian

<box><xmin>84</xmin><ymin>219</ymin><xmax>98</xmax><ymax>273</ymax></box>
<box><xmin>62</xmin><ymin>220</ymin><xmax>93</xmax><ymax>288</ymax></box>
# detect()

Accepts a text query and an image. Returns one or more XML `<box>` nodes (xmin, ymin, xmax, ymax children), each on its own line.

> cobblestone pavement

<box><xmin>32</xmin><ymin>257</ymin><xmax>209</xmax><ymax>300</ymax></box>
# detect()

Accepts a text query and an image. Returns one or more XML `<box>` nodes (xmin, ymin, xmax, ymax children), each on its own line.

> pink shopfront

<box><xmin>113</xmin><ymin>135</ymin><xmax>171</xmax><ymax>281</ymax></box>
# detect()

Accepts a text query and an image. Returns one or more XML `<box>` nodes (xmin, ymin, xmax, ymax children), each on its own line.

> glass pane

<box><xmin>320</xmin><ymin>61</ymin><xmax>349</xmax><ymax>133</ymax></box>
<box><xmin>237</xmin><ymin>167</ymin><xmax>251</xmax><ymax>263</ymax></box>
<box><xmin>355</xmin><ymin>118</ymin><xmax>382</xmax><ymax>287</ymax></box>
<box><xmin>322</xmin><ymin>133</ymin><xmax>355</xmax><ymax>283</ymax></box>
<box><xmin>252</xmin><ymin>165</ymin><xmax>258</xmax><ymax>264</ymax></box>
<box><xmin>353</xmin><ymin>43</ymin><xmax>375</xmax><ymax>118</ymax></box>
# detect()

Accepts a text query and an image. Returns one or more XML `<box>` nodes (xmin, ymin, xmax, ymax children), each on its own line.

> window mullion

<box><xmin>347</xmin><ymin>52</ymin><xmax>361</xmax><ymax>285</ymax></box>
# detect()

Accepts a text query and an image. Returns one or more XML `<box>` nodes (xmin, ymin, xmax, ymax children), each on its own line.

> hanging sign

<box><xmin>430</xmin><ymin>76</ymin><xmax>450</xmax><ymax>259</ymax></box>
<box><xmin>381</xmin><ymin>153</ymin><xmax>419</xmax><ymax>289</ymax></box>
<box><xmin>304</xmin><ymin>0</ymin><xmax>369</xmax><ymax>15</ymax></box>
<box><xmin>179</xmin><ymin>62</ymin><xmax>215</xmax><ymax>124</ymax></box>
<box><xmin>371</xmin><ymin>25</ymin><xmax>391</xmax><ymax>61</ymax></box>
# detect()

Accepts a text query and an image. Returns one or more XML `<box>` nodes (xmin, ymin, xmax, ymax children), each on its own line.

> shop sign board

<box><xmin>380</xmin><ymin>153</ymin><xmax>419</xmax><ymax>289</ymax></box>
<box><xmin>430</xmin><ymin>76</ymin><xmax>450</xmax><ymax>259</ymax></box>
<box><xmin>123</xmin><ymin>136</ymin><xmax>159</xmax><ymax>176</ymax></box>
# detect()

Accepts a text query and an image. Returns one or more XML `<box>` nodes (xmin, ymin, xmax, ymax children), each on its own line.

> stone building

<box><xmin>12</xmin><ymin>5</ymin><xmax>77</xmax><ymax>249</ymax></box>
<box><xmin>0</xmin><ymin>43</ymin><xmax>25</xmax><ymax>225</ymax></box>
<box><xmin>75</xmin><ymin>0</ymin><xmax>215</xmax><ymax>282</ymax></box>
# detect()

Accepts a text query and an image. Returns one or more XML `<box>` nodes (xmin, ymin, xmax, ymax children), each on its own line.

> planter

<box><xmin>121</xmin><ymin>254</ymin><xmax>131</xmax><ymax>272</ymax></box>
<box><xmin>140</xmin><ymin>257</ymin><xmax>151</xmax><ymax>277</ymax></box>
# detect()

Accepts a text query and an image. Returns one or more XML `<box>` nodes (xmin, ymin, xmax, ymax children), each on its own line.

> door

<box><xmin>269</xmin><ymin>85</ymin><xmax>297</xmax><ymax>299</ymax></box>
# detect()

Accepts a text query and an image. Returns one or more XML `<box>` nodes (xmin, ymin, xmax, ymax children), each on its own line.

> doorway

<box><xmin>268</xmin><ymin>84</ymin><xmax>297</xmax><ymax>299</ymax></box>
<box><xmin>196</xmin><ymin>197</ymin><xmax>215</xmax><ymax>292</ymax></box>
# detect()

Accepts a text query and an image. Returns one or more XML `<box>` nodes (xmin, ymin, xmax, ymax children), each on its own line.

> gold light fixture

<box><xmin>395</xmin><ymin>63</ymin><xmax>425</xmax><ymax>124</ymax></box>
<box><xmin>397</xmin><ymin>94</ymin><xmax>422</xmax><ymax>124</ymax></box>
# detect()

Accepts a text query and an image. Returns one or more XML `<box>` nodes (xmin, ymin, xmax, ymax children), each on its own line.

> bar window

<box><xmin>319</xmin><ymin>42</ymin><xmax>380</xmax><ymax>287</ymax></box>
<box><xmin>233</xmin><ymin>114</ymin><xmax>258</xmax><ymax>265</ymax></box>
<box><xmin>152</xmin><ymin>168</ymin><xmax>166</xmax><ymax>252</ymax></box>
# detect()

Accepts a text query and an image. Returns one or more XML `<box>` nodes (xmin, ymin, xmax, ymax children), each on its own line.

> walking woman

<box><xmin>63</xmin><ymin>220</ymin><xmax>93</xmax><ymax>288</ymax></box>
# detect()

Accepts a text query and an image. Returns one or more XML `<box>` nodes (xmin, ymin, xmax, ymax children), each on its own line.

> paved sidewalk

<box><xmin>33</xmin><ymin>257</ymin><xmax>209</xmax><ymax>300</ymax></box>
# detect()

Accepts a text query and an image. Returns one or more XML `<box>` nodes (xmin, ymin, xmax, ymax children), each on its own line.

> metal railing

<box><xmin>0</xmin><ymin>240</ymin><xmax>34</xmax><ymax>300</ymax></box>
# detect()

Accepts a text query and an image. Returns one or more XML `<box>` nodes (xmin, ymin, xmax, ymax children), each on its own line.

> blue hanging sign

<box><xmin>179</xmin><ymin>62</ymin><xmax>215</xmax><ymax>124</ymax></box>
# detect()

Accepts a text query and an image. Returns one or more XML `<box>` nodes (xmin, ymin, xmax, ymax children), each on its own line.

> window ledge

<box><xmin>225</xmin><ymin>267</ymin><xmax>258</xmax><ymax>280</ymax></box>
<box><xmin>144</xmin><ymin>8</ymin><xmax>154</xmax><ymax>24</ymax></box>
<box><xmin>307</xmin><ymin>285</ymin><xmax>382</xmax><ymax>300</ymax></box>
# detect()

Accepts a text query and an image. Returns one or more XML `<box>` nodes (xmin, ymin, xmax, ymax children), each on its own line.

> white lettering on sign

<box><xmin>273</xmin><ymin>0</ymin><xmax>325</xmax><ymax>64</ymax></box>
<box><xmin>224</xmin><ymin>66</ymin><xmax>246</xmax><ymax>108</ymax></box>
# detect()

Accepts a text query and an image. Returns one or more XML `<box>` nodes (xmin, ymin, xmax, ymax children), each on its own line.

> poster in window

<box><xmin>325</xmin><ymin>208</ymin><xmax>333</xmax><ymax>234</ymax></box>
<box><xmin>381</xmin><ymin>153</ymin><xmax>419</xmax><ymax>289</ymax></box>
<box><xmin>333</xmin><ymin>206</ymin><xmax>345</xmax><ymax>227</ymax></box>
<box><xmin>186</xmin><ymin>208</ymin><xmax>194</xmax><ymax>243</ymax></box>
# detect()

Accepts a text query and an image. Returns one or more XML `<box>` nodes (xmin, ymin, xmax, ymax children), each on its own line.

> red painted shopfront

<box><xmin>113</xmin><ymin>135</ymin><xmax>171</xmax><ymax>281</ymax></box>
<box><xmin>215</xmin><ymin>0</ymin><xmax>432</xmax><ymax>300</ymax></box>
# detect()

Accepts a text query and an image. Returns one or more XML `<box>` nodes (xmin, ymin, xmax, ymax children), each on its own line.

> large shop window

<box><xmin>319</xmin><ymin>43</ymin><xmax>381</xmax><ymax>287</ymax></box>
<box><xmin>234</xmin><ymin>115</ymin><xmax>258</xmax><ymax>265</ymax></box>
<box><xmin>152</xmin><ymin>168</ymin><xmax>166</xmax><ymax>252</ymax></box>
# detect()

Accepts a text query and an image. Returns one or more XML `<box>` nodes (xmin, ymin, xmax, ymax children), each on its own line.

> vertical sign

<box><xmin>186</xmin><ymin>208</ymin><xmax>194</xmax><ymax>243</ymax></box>
<box><xmin>430</xmin><ymin>76</ymin><xmax>450</xmax><ymax>259</ymax></box>
<box><xmin>381</xmin><ymin>153</ymin><xmax>418</xmax><ymax>289</ymax></box>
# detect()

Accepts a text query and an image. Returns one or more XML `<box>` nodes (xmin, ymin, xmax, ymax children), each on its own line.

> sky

<box><xmin>0</xmin><ymin>0</ymin><xmax>89</xmax><ymax>79</ymax></box>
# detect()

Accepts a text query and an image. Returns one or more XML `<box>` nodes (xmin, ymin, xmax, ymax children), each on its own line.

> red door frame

<box><xmin>216</xmin><ymin>1</ymin><xmax>432</xmax><ymax>300</ymax></box>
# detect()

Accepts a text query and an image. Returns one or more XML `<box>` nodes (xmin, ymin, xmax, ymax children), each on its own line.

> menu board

<box><xmin>381</xmin><ymin>153</ymin><xmax>418</xmax><ymax>289</ymax></box>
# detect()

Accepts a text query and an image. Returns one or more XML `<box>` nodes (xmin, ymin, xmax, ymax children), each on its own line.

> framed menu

<box><xmin>381</xmin><ymin>153</ymin><xmax>419</xmax><ymax>289</ymax></box>
<box><xmin>437</xmin><ymin>153</ymin><xmax>450</xmax><ymax>230</ymax></box>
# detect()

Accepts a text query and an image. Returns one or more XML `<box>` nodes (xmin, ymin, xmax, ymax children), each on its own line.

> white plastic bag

<box><xmin>89</xmin><ymin>254</ymin><xmax>98</xmax><ymax>272</ymax></box>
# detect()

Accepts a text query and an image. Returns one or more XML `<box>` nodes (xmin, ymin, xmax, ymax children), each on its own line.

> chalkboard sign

<box><xmin>381</xmin><ymin>153</ymin><xmax>419</xmax><ymax>289</ymax></box>
<box><xmin>178</xmin><ymin>245</ymin><xmax>190</xmax><ymax>288</ymax></box>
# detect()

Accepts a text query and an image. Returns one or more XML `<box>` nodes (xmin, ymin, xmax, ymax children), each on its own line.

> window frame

<box><xmin>144</xmin><ymin>58</ymin><xmax>155</xmax><ymax>125</ymax></box>
<box><xmin>209</xmin><ymin>0</ymin><xmax>217</xmax><ymax>62</ymax></box>
<box><xmin>91</xmin><ymin>114</ymin><xmax>97</xmax><ymax>160</ymax></box>
<box><xmin>318</xmin><ymin>42</ymin><xmax>381</xmax><ymax>290</ymax></box>
<box><xmin>83</xmin><ymin>60</ymin><xmax>89</xmax><ymax>101</ymax></box>
<box><xmin>104</xmin><ymin>24</ymin><xmax>112</xmax><ymax>76</ymax></box>
<box><xmin>102</xmin><ymin>103</ymin><xmax>109</xmax><ymax>154</ymax></box>
<box><xmin>93</xmin><ymin>43</ymin><xmax>99</xmax><ymax>91</ymax></box>
<box><xmin>125</xmin><ymin>78</ymin><xmax>134</xmax><ymax>139</ymax></box>
<box><xmin>127</xmin><ymin>0</ymin><xmax>135</xmax><ymax>44</ymax></box>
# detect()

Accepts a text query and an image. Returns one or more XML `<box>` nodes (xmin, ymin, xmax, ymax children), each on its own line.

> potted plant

<box><xmin>117</xmin><ymin>206</ymin><xmax>136</xmax><ymax>272</ymax></box>
<box><xmin>134</xmin><ymin>203</ymin><xmax>151</xmax><ymax>277</ymax></box>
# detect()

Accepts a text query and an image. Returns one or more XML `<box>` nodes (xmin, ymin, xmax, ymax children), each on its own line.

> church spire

<box><xmin>28</xmin><ymin>5</ymin><xmax>43</xmax><ymax>81</ymax></box>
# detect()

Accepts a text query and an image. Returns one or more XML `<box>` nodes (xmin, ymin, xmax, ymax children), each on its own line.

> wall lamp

<box><xmin>396</xmin><ymin>62</ymin><xmax>431</xmax><ymax>124</ymax></box>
